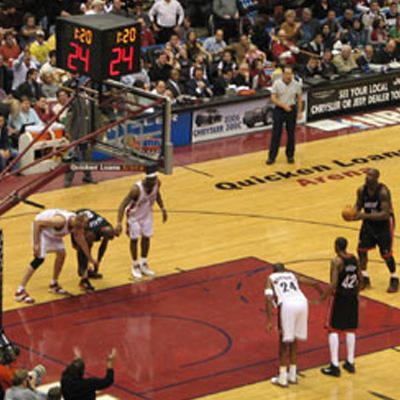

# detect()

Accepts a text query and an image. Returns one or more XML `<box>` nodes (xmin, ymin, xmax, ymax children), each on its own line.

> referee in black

<box><xmin>266</xmin><ymin>65</ymin><xmax>303</xmax><ymax>165</ymax></box>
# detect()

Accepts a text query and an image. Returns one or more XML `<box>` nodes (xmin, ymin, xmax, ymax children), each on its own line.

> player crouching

<box><xmin>265</xmin><ymin>263</ymin><xmax>323</xmax><ymax>388</ymax></box>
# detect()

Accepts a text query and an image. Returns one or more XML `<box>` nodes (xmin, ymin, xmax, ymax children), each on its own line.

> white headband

<box><xmin>146</xmin><ymin>172</ymin><xmax>158</xmax><ymax>178</ymax></box>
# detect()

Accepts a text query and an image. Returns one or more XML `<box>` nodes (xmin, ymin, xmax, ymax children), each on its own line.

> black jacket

<box><xmin>166</xmin><ymin>79</ymin><xmax>185</xmax><ymax>97</ymax></box>
<box><xmin>149</xmin><ymin>63</ymin><xmax>172</xmax><ymax>83</ymax></box>
<box><xmin>0</xmin><ymin>126</ymin><xmax>10</xmax><ymax>150</ymax></box>
<box><xmin>61</xmin><ymin>368</ymin><xmax>114</xmax><ymax>400</ymax></box>
<box><xmin>0</xmin><ymin>66</ymin><xmax>12</xmax><ymax>94</ymax></box>
<box><xmin>16</xmin><ymin>81</ymin><xmax>43</xmax><ymax>101</ymax></box>
<box><xmin>186</xmin><ymin>78</ymin><xmax>213</xmax><ymax>98</ymax></box>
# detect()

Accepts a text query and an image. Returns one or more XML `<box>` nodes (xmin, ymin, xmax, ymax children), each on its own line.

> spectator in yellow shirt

<box><xmin>30</xmin><ymin>30</ymin><xmax>50</xmax><ymax>66</ymax></box>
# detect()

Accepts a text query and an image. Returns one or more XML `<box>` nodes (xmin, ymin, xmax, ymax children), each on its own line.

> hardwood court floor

<box><xmin>1</xmin><ymin>125</ymin><xmax>400</xmax><ymax>400</ymax></box>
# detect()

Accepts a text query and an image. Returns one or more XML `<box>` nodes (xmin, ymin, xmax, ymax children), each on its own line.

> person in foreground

<box><xmin>265</xmin><ymin>263</ymin><xmax>323</xmax><ymax>388</ymax></box>
<box><xmin>61</xmin><ymin>347</ymin><xmax>116</xmax><ymax>400</ymax></box>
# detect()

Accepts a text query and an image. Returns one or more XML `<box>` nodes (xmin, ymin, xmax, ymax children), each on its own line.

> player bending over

<box><xmin>265</xmin><ymin>263</ymin><xmax>323</xmax><ymax>388</ymax></box>
<box><xmin>15</xmin><ymin>209</ymin><xmax>97</xmax><ymax>304</ymax></box>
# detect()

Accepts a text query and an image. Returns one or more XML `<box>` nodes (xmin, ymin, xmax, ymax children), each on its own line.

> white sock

<box><xmin>279</xmin><ymin>366</ymin><xmax>287</xmax><ymax>384</ymax></box>
<box><xmin>289</xmin><ymin>364</ymin><xmax>296</xmax><ymax>381</ymax></box>
<box><xmin>346</xmin><ymin>333</ymin><xmax>356</xmax><ymax>364</ymax></box>
<box><xmin>133</xmin><ymin>260</ymin><xmax>140</xmax><ymax>267</ymax></box>
<box><xmin>18</xmin><ymin>286</ymin><xmax>25</xmax><ymax>292</ymax></box>
<box><xmin>51</xmin><ymin>280</ymin><xmax>57</xmax><ymax>285</ymax></box>
<box><xmin>361</xmin><ymin>270</ymin><xmax>369</xmax><ymax>277</ymax></box>
<box><xmin>391</xmin><ymin>273</ymin><xmax>398</xmax><ymax>278</ymax></box>
<box><xmin>141</xmin><ymin>258</ymin><xmax>148</xmax><ymax>265</ymax></box>
<box><xmin>329</xmin><ymin>332</ymin><xmax>339</xmax><ymax>367</ymax></box>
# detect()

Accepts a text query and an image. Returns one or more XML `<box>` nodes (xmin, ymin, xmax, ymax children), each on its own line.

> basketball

<box><xmin>342</xmin><ymin>205</ymin><xmax>358</xmax><ymax>221</ymax></box>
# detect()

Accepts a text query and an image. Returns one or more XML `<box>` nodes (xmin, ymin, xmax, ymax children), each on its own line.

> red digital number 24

<box><xmin>67</xmin><ymin>42</ymin><xmax>90</xmax><ymax>73</ymax></box>
<box><xmin>110</xmin><ymin>47</ymin><xmax>134</xmax><ymax>76</ymax></box>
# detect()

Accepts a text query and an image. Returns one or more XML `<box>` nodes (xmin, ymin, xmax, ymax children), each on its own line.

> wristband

<box><xmin>265</xmin><ymin>288</ymin><xmax>274</xmax><ymax>297</ymax></box>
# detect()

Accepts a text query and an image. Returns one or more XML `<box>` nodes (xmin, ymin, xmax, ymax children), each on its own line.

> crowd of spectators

<box><xmin>0</xmin><ymin>346</ymin><xmax>116</xmax><ymax>400</ymax></box>
<box><xmin>0</xmin><ymin>0</ymin><xmax>399</xmax><ymax>173</ymax></box>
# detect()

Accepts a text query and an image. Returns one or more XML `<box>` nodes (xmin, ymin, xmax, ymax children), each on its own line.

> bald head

<box><xmin>365</xmin><ymin>168</ymin><xmax>380</xmax><ymax>187</ymax></box>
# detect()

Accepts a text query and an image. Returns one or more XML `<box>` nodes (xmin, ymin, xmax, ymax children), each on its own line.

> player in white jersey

<box><xmin>14</xmin><ymin>209</ymin><xmax>97</xmax><ymax>304</ymax></box>
<box><xmin>115</xmin><ymin>170</ymin><xmax>168</xmax><ymax>279</ymax></box>
<box><xmin>265</xmin><ymin>263</ymin><xmax>323</xmax><ymax>388</ymax></box>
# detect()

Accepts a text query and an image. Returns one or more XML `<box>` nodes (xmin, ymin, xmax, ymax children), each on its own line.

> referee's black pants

<box><xmin>156</xmin><ymin>26</ymin><xmax>175</xmax><ymax>44</ymax></box>
<box><xmin>268</xmin><ymin>106</ymin><xmax>297</xmax><ymax>162</ymax></box>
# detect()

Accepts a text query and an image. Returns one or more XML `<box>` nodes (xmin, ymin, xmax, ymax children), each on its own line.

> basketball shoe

<box><xmin>132</xmin><ymin>263</ymin><xmax>143</xmax><ymax>279</ymax></box>
<box><xmin>79</xmin><ymin>278</ymin><xmax>95</xmax><ymax>292</ymax></box>
<box><xmin>271</xmin><ymin>376</ymin><xmax>288</xmax><ymax>388</ymax></box>
<box><xmin>141</xmin><ymin>262</ymin><xmax>155</xmax><ymax>277</ymax></box>
<box><xmin>48</xmin><ymin>282</ymin><xmax>68</xmax><ymax>295</ymax></box>
<box><xmin>343</xmin><ymin>360</ymin><xmax>355</xmax><ymax>373</ymax></box>
<box><xmin>388</xmin><ymin>277</ymin><xmax>399</xmax><ymax>293</ymax></box>
<box><xmin>321</xmin><ymin>364</ymin><xmax>341</xmax><ymax>377</ymax></box>
<box><xmin>14</xmin><ymin>289</ymin><xmax>35</xmax><ymax>304</ymax></box>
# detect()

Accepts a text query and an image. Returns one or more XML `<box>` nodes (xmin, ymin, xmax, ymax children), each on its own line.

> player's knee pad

<box><xmin>30</xmin><ymin>258</ymin><xmax>45</xmax><ymax>270</ymax></box>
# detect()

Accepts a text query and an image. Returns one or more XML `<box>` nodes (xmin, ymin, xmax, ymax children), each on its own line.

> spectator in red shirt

<box><xmin>0</xmin><ymin>361</ymin><xmax>18</xmax><ymax>392</ymax></box>
<box><xmin>272</xmin><ymin>30</ymin><xmax>297</xmax><ymax>65</ymax></box>
<box><xmin>34</xmin><ymin>96</ymin><xmax>56</xmax><ymax>124</ymax></box>
<box><xmin>369</xmin><ymin>17</ymin><xmax>387</xmax><ymax>46</ymax></box>
<box><xmin>0</xmin><ymin>32</ymin><xmax>21</xmax><ymax>67</ymax></box>
<box><xmin>138</xmin><ymin>17</ymin><xmax>155</xmax><ymax>47</ymax></box>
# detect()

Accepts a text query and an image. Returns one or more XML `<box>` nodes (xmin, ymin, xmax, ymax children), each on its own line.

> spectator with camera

<box><xmin>61</xmin><ymin>348</ymin><xmax>116</xmax><ymax>400</ymax></box>
<box><xmin>4</xmin><ymin>367</ymin><xmax>44</xmax><ymax>400</ymax></box>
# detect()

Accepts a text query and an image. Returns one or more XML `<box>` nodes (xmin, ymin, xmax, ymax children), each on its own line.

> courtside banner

<box><xmin>192</xmin><ymin>97</ymin><xmax>272</xmax><ymax>143</ymax></box>
<box><xmin>307</xmin><ymin>71</ymin><xmax>400</xmax><ymax>121</ymax></box>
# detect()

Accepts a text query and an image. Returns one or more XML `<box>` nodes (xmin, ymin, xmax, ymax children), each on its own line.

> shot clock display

<box><xmin>56</xmin><ymin>14</ymin><xmax>141</xmax><ymax>81</ymax></box>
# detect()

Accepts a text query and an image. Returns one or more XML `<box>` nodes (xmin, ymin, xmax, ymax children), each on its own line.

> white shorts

<box><xmin>127</xmin><ymin>215</ymin><xmax>153</xmax><ymax>240</ymax></box>
<box><xmin>280</xmin><ymin>297</ymin><xmax>308</xmax><ymax>342</ymax></box>
<box><xmin>33</xmin><ymin>229</ymin><xmax>65</xmax><ymax>259</ymax></box>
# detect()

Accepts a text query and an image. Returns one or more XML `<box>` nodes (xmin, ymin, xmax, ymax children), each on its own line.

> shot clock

<box><xmin>56</xmin><ymin>14</ymin><xmax>141</xmax><ymax>81</ymax></box>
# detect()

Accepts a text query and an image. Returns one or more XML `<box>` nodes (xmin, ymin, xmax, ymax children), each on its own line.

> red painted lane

<box><xmin>5</xmin><ymin>258</ymin><xmax>400</xmax><ymax>400</ymax></box>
